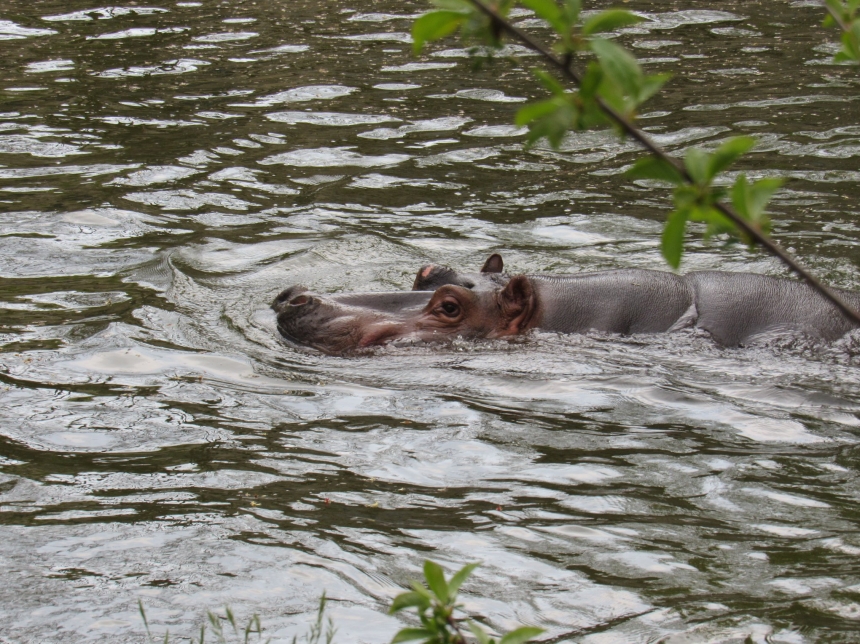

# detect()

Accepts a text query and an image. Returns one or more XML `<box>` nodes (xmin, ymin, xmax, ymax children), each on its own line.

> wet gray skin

<box><xmin>278</xmin><ymin>257</ymin><xmax>860</xmax><ymax>354</ymax></box>
<box><xmin>529</xmin><ymin>269</ymin><xmax>860</xmax><ymax>343</ymax></box>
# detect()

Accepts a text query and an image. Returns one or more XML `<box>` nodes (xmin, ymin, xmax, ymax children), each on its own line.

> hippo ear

<box><xmin>498</xmin><ymin>275</ymin><xmax>536</xmax><ymax>334</ymax></box>
<box><xmin>480</xmin><ymin>253</ymin><xmax>504</xmax><ymax>274</ymax></box>
<box><xmin>412</xmin><ymin>264</ymin><xmax>435</xmax><ymax>290</ymax></box>
<box><xmin>413</xmin><ymin>264</ymin><xmax>455</xmax><ymax>290</ymax></box>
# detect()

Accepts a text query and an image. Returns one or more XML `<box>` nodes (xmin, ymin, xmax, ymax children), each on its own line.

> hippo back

<box><xmin>532</xmin><ymin>269</ymin><xmax>695</xmax><ymax>335</ymax></box>
<box><xmin>687</xmin><ymin>271</ymin><xmax>860</xmax><ymax>346</ymax></box>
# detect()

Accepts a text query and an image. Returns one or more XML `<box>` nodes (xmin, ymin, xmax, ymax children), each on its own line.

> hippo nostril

<box><xmin>275</xmin><ymin>289</ymin><xmax>294</xmax><ymax>304</ymax></box>
<box><xmin>274</xmin><ymin>285</ymin><xmax>309</xmax><ymax>306</ymax></box>
<box><xmin>289</xmin><ymin>294</ymin><xmax>312</xmax><ymax>307</ymax></box>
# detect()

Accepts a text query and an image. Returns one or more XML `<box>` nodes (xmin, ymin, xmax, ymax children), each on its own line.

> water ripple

<box><xmin>1</xmin><ymin>1</ymin><xmax>860</xmax><ymax>641</ymax></box>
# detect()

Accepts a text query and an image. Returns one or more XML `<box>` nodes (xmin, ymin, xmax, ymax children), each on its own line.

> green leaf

<box><xmin>672</xmin><ymin>184</ymin><xmax>698</xmax><ymax>209</ymax></box>
<box><xmin>225</xmin><ymin>606</ymin><xmax>237</xmax><ymax>634</ymax></box>
<box><xmin>841</xmin><ymin>31</ymin><xmax>859</xmax><ymax>62</ymax></box>
<box><xmin>432</xmin><ymin>0</ymin><xmax>471</xmax><ymax>9</ymax></box>
<box><xmin>683</xmin><ymin>147</ymin><xmax>711</xmax><ymax>185</ymax></box>
<box><xmin>730</xmin><ymin>174</ymin><xmax>751</xmax><ymax>218</ymax></box>
<box><xmin>662</xmin><ymin>207</ymin><xmax>689</xmax><ymax>268</ymax></box>
<box><xmin>573</xmin><ymin>63</ymin><xmax>607</xmax><ymax>130</ymax></box>
<box><xmin>391</xmin><ymin>627</ymin><xmax>436</xmax><ymax>643</ymax></box>
<box><xmin>687</xmin><ymin>205</ymin><xmax>714</xmax><ymax>222</ymax></box>
<box><xmin>389</xmin><ymin>591</ymin><xmax>432</xmax><ymax>615</ymax></box>
<box><xmin>637</xmin><ymin>72</ymin><xmax>671</xmax><ymax>104</ymax></box>
<box><xmin>579</xmin><ymin>60</ymin><xmax>603</xmax><ymax>99</ymax></box>
<box><xmin>409</xmin><ymin>581</ymin><xmax>434</xmax><ymax>599</ymax></box>
<box><xmin>244</xmin><ymin>614</ymin><xmax>262</xmax><ymax>643</ymax></box>
<box><xmin>423</xmin><ymin>560</ymin><xmax>449</xmax><ymax>603</ymax></box>
<box><xmin>582</xmin><ymin>9</ymin><xmax>644</xmax><ymax>35</ymax></box>
<box><xmin>448</xmin><ymin>562</ymin><xmax>480</xmax><ymax>597</ymax></box>
<box><xmin>595</xmin><ymin>75</ymin><xmax>626</xmax><ymax>115</ymax></box>
<box><xmin>533</xmin><ymin>68</ymin><xmax>566</xmax><ymax>95</ymax></box>
<box><xmin>626</xmin><ymin>155</ymin><xmax>684</xmax><ymax>184</ymax></box>
<box><xmin>847</xmin><ymin>22</ymin><xmax>860</xmax><ymax>58</ymax></box>
<box><xmin>731</xmin><ymin>174</ymin><xmax>782</xmax><ymax>227</ymax></box>
<box><xmin>699</xmin><ymin>207</ymin><xmax>735</xmax><ymax>239</ymax></box>
<box><xmin>499</xmin><ymin>626</ymin><xmax>546</xmax><ymax>644</ymax></box>
<box><xmin>521</xmin><ymin>0</ymin><xmax>565</xmax><ymax>33</ymax></box>
<box><xmin>746</xmin><ymin>177</ymin><xmax>783</xmax><ymax>222</ymax></box>
<box><xmin>706</xmin><ymin>136</ymin><xmax>755</xmax><ymax>181</ymax></box>
<box><xmin>686</xmin><ymin>205</ymin><xmax>734</xmax><ymax>239</ymax></box>
<box><xmin>412</xmin><ymin>11</ymin><xmax>465</xmax><ymax>54</ymax></box>
<box><xmin>139</xmin><ymin>600</ymin><xmax>154</xmax><ymax>644</ymax></box>
<box><xmin>590</xmin><ymin>37</ymin><xmax>643</xmax><ymax>100</ymax></box>
<box><xmin>515</xmin><ymin>99</ymin><xmax>559</xmax><ymax>126</ymax></box>
<box><xmin>468</xmin><ymin>621</ymin><xmax>493</xmax><ymax>644</ymax></box>
<box><xmin>521</xmin><ymin>99</ymin><xmax>577</xmax><ymax>147</ymax></box>
<box><xmin>825</xmin><ymin>0</ymin><xmax>843</xmax><ymax>15</ymax></box>
<box><xmin>561</xmin><ymin>0</ymin><xmax>582</xmax><ymax>27</ymax></box>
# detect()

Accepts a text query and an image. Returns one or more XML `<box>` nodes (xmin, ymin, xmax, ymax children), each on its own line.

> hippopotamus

<box><xmin>272</xmin><ymin>254</ymin><xmax>860</xmax><ymax>355</ymax></box>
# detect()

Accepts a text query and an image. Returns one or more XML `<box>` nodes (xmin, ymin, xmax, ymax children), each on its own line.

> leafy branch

<box><xmin>389</xmin><ymin>560</ymin><xmax>543</xmax><ymax>644</ymax></box>
<box><xmin>412</xmin><ymin>0</ymin><xmax>860</xmax><ymax>325</ymax></box>
<box><xmin>824</xmin><ymin>0</ymin><xmax>860</xmax><ymax>62</ymax></box>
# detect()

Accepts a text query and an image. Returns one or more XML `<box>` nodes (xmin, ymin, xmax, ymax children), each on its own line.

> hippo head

<box><xmin>412</xmin><ymin>253</ymin><xmax>508</xmax><ymax>291</ymax></box>
<box><xmin>272</xmin><ymin>274</ymin><xmax>538</xmax><ymax>355</ymax></box>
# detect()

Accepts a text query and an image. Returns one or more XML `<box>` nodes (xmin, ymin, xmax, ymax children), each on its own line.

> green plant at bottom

<box><xmin>139</xmin><ymin>561</ymin><xmax>540</xmax><ymax>644</ymax></box>
<box><xmin>293</xmin><ymin>593</ymin><xmax>337</xmax><ymax>644</ymax></box>
<box><xmin>389</xmin><ymin>561</ymin><xmax>543</xmax><ymax>644</ymax></box>
<box><xmin>139</xmin><ymin>599</ymin><xmax>270</xmax><ymax>644</ymax></box>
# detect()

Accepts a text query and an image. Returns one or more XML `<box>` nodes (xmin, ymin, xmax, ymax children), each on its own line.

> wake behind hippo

<box><xmin>272</xmin><ymin>254</ymin><xmax>860</xmax><ymax>355</ymax></box>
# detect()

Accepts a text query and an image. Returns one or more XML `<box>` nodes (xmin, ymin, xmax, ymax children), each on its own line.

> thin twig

<box><xmin>824</xmin><ymin>2</ymin><xmax>851</xmax><ymax>33</ymax></box>
<box><xmin>447</xmin><ymin>614</ymin><xmax>468</xmax><ymax>643</ymax></box>
<box><xmin>467</xmin><ymin>0</ymin><xmax>860</xmax><ymax>325</ymax></box>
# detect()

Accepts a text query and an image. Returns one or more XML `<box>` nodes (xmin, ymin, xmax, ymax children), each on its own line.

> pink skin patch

<box><xmin>421</xmin><ymin>266</ymin><xmax>434</xmax><ymax>278</ymax></box>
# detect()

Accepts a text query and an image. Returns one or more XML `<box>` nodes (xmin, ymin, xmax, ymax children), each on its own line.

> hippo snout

<box><xmin>271</xmin><ymin>286</ymin><xmax>443</xmax><ymax>354</ymax></box>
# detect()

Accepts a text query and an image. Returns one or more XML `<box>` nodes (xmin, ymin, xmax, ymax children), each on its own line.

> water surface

<box><xmin>1</xmin><ymin>0</ymin><xmax>860</xmax><ymax>642</ymax></box>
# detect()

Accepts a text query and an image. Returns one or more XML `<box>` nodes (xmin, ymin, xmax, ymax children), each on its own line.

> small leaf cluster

<box><xmin>521</xmin><ymin>0</ymin><xmax>667</xmax><ymax>135</ymax></box>
<box><xmin>413</xmin><ymin>0</ymin><xmax>514</xmax><ymax>55</ymax></box>
<box><xmin>824</xmin><ymin>0</ymin><xmax>860</xmax><ymax>62</ymax></box>
<box><xmin>414</xmin><ymin>0</ymin><xmax>667</xmax><ymax>145</ymax></box>
<box><xmin>628</xmin><ymin>139</ymin><xmax>782</xmax><ymax>268</ymax></box>
<box><xmin>516</xmin><ymin>35</ymin><xmax>669</xmax><ymax>146</ymax></box>
<box><xmin>389</xmin><ymin>561</ymin><xmax>543</xmax><ymax>644</ymax></box>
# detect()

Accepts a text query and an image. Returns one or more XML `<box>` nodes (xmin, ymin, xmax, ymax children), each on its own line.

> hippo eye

<box><xmin>440</xmin><ymin>301</ymin><xmax>460</xmax><ymax>317</ymax></box>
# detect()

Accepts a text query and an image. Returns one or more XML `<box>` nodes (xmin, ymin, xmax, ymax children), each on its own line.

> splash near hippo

<box><xmin>272</xmin><ymin>254</ymin><xmax>860</xmax><ymax>355</ymax></box>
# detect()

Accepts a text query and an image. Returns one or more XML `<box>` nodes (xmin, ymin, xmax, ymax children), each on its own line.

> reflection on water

<box><xmin>1</xmin><ymin>0</ymin><xmax>860</xmax><ymax>641</ymax></box>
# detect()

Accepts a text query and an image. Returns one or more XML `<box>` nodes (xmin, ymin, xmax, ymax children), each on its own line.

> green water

<box><xmin>1</xmin><ymin>1</ymin><xmax>859</xmax><ymax>641</ymax></box>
